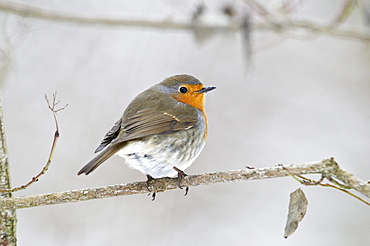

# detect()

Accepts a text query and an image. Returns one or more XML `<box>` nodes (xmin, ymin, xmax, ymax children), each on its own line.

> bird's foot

<box><xmin>146</xmin><ymin>175</ymin><xmax>156</xmax><ymax>201</ymax></box>
<box><xmin>173</xmin><ymin>166</ymin><xmax>189</xmax><ymax>196</ymax></box>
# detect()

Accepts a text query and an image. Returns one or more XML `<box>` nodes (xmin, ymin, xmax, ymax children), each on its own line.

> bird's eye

<box><xmin>179</xmin><ymin>87</ymin><xmax>188</xmax><ymax>93</ymax></box>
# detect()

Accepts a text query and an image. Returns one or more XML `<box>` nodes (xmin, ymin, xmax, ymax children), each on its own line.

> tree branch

<box><xmin>0</xmin><ymin>91</ymin><xmax>16</xmax><ymax>245</ymax></box>
<box><xmin>282</xmin><ymin>166</ymin><xmax>370</xmax><ymax>205</ymax></box>
<box><xmin>0</xmin><ymin>158</ymin><xmax>368</xmax><ymax>210</ymax></box>
<box><xmin>0</xmin><ymin>1</ymin><xmax>368</xmax><ymax>42</ymax></box>
<box><xmin>0</xmin><ymin>13</ymin><xmax>16</xmax><ymax>246</ymax></box>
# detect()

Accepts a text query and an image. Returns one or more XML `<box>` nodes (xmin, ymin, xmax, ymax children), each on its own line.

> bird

<box><xmin>78</xmin><ymin>74</ymin><xmax>215</xmax><ymax>198</ymax></box>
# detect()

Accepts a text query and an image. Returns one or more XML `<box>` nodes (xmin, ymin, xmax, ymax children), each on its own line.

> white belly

<box><xmin>115</xmin><ymin>134</ymin><xmax>205</xmax><ymax>178</ymax></box>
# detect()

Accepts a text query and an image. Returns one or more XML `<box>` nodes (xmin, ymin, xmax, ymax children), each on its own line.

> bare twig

<box><xmin>282</xmin><ymin>166</ymin><xmax>370</xmax><ymax>206</ymax></box>
<box><xmin>44</xmin><ymin>92</ymin><xmax>68</xmax><ymax>131</ymax></box>
<box><xmin>246</xmin><ymin>0</ymin><xmax>366</xmax><ymax>40</ymax></box>
<box><xmin>0</xmin><ymin>158</ymin><xmax>369</xmax><ymax>210</ymax></box>
<box><xmin>0</xmin><ymin>93</ymin><xmax>67</xmax><ymax>193</ymax></box>
<box><xmin>280</xmin><ymin>0</ymin><xmax>358</xmax><ymax>39</ymax></box>
<box><xmin>0</xmin><ymin>1</ymin><xmax>196</xmax><ymax>29</ymax></box>
<box><xmin>245</xmin><ymin>0</ymin><xmax>283</xmax><ymax>30</ymax></box>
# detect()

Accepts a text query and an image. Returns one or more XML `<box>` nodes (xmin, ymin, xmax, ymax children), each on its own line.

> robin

<box><xmin>78</xmin><ymin>74</ymin><xmax>215</xmax><ymax>198</ymax></box>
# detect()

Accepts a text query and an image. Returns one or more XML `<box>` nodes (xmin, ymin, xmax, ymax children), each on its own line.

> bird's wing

<box><xmin>116</xmin><ymin>108</ymin><xmax>198</xmax><ymax>143</ymax></box>
<box><xmin>80</xmin><ymin>108</ymin><xmax>197</xmax><ymax>175</ymax></box>
<box><xmin>94</xmin><ymin>118</ymin><xmax>122</xmax><ymax>153</ymax></box>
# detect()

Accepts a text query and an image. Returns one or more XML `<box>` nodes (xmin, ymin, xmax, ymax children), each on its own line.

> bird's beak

<box><xmin>196</xmin><ymin>86</ymin><xmax>216</xmax><ymax>93</ymax></box>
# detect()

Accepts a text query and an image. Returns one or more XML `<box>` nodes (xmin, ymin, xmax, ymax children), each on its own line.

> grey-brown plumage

<box><xmin>78</xmin><ymin>74</ymin><xmax>215</xmax><ymax>178</ymax></box>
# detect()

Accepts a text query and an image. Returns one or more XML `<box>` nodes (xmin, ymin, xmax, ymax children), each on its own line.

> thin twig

<box><xmin>0</xmin><ymin>93</ymin><xmax>67</xmax><ymax>193</ymax></box>
<box><xmin>247</xmin><ymin>0</ymin><xmax>365</xmax><ymax>41</ymax></box>
<box><xmin>44</xmin><ymin>92</ymin><xmax>68</xmax><ymax>131</ymax></box>
<box><xmin>282</xmin><ymin>166</ymin><xmax>370</xmax><ymax>206</ymax></box>
<box><xmin>245</xmin><ymin>0</ymin><xmax>280</xmax><ymax>27</ymax></box>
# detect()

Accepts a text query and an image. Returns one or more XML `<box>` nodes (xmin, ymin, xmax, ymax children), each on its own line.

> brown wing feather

<box><xmin>78</xmin><ymin>142</ymin><xmax>126</xmax><ymax>175</ymax></box>
<box><xmin>94</xmin><ymin>118</ymin><xmax>122</xmax><ymax>153</ymax></box>
<box><xmin>78</xmin><ymin>109</ymin><xmax>197</xmax><ymax>175</ymax></box>
<box><xmin>116</xmin><ymin>109</ymin><xmax>197</xmax><ymax>143</ymax></box>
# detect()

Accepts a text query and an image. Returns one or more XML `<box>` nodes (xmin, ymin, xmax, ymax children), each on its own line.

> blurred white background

<box><xmin>1</xmin><ymin>0</ymin><xmax>369</xmax><ymax>245</ymax></box>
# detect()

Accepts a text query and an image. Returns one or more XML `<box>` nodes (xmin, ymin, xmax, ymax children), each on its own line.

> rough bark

<box><xmin>0</xmin><ymin>92</ymin><xmax>17</xmax><ymax>246</ymax></box>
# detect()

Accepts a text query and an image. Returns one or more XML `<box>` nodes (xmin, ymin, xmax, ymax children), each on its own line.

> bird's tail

<box><xmin>77</xmin><ymin>143</ymin><xmax>126</xmax><ymax>175</ymax></box>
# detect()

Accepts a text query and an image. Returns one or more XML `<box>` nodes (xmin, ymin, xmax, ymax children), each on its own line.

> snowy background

<box><xmin>1</xmin><ymin>0</ymin><xmax>369</xmax><ymax>245</ymax></box>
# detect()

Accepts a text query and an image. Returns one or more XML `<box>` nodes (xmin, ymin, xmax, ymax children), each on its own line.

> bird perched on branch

<box><xmin>78</xmin><ymin>74</ymin><xmax>215</xmax><ymax>198</ymax></box>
